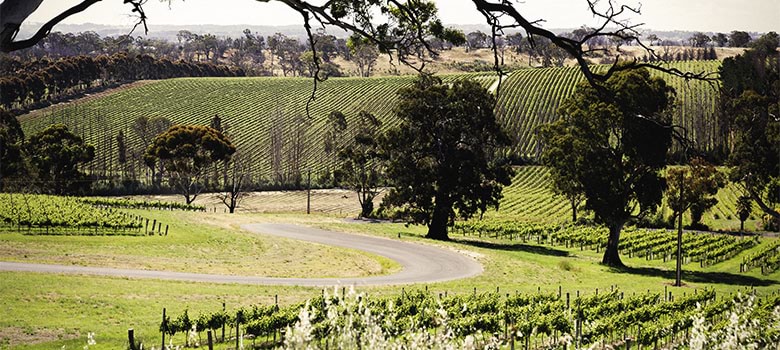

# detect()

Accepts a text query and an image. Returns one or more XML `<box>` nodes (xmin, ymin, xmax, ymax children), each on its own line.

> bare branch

<box><xmin>1</xmin><ymin>0</ymin><xmax>149</xmax><ymax>53</ymax></box>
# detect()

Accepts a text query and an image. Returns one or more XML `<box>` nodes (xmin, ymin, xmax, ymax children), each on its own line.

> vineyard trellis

<box><xmin>18</xmin><ymin>62</ymin><xmax>722</xmax><ymax>188</ymax></box>
<box><xmin>151</xmin><ymin>286</ymin><xmax>780</xmax><ymax>349</ymax></box>
<box><xmin>0</xmin><ymin>193</ymin><xmax>185</xmax><ymax>236</ymax></box>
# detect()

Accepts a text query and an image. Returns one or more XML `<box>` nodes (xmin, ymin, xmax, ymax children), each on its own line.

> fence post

<box><xmin>128</xmin><ymin>329</ymin><xmax>135</xmax><ymax>350</ymax></box>
<box><xmin>222</xmin><ymin>302</ymin><xmax>226</xmax><ymax>342</ymax></box>
<box><xmin>207</xmin><ymin>330</ymin><xmax>214</xmax><ymax>350</ymax></box>
<box><xmin>235</xmin><ymin>314</ymin><xmax>240</xmax><ymax>350</ymax></box>
<box><xmin>161</xmin><ymin>308</ymin><xmax>166</xmax><ymax>350</ymax></box>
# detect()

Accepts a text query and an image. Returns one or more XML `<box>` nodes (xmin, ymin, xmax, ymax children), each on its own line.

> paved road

<box><xmin>0</xmin><ymin>223</ymin><xmax>482</xmax><ymax>286</ymax></box>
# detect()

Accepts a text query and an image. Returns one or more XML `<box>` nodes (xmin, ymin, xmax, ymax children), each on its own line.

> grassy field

<box><xmin>0</xmin><ymin>210</ymin><xmax>398</xmax><ymax>278</ymax></box>
<box><xmin>1</xmin><ymin>209</ymin><xmax>778</xmax><ymax>349</ymax></box>
<box><xmin>18</xmin><ymin>61</ymin><xmax>722</xmax><ymax>183</ymax></box>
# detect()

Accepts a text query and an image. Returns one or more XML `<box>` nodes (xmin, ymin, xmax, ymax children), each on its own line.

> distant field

<box><xmin>19</xmin><ymin>61</ymin><xmax>722</xmax><ymax>184</ymax></box>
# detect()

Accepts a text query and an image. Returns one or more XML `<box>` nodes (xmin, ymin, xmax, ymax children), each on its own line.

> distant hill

<box><xmin>18</xmin><ymin>61</ymin><xmax>722</xmax><ymax>187</ymax></box>
<box><xmin>19</xmin><ymin>22</ymin><xmax>756</xmax><ymax>43</ymax></box>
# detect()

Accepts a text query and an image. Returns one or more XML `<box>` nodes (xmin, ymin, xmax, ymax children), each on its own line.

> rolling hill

<box><xmin>19</xmin><ymin>61</ymin><xmax>723</xmax><ymax>185</ymax></box>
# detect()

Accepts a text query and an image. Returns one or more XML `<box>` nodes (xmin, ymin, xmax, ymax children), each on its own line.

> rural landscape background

<box><xmin>1</xmin><ymin>0</ymin><xmax>779</xmax><ymax>349</ymax></box>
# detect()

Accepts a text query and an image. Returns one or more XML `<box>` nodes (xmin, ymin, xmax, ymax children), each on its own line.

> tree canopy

<box><xmin>720</xmin><ymin>32</ymin><xmax>780</xmax><ymax>222</ymax></box>
<box><xmin>25</xmin><ymin>124</ymin><xmax>95</xmax><ymax>195</ymax></box>
<box><xmin>665</xmin><ymin>158</ymin><xmax>726</xmax><ymax>230</ymax></box>
<box><xmin>540</xmin><ymin>67</ymin><xmax>676</xmax><ymax>267</ymax></box>
<box><xmin>380</xmin><ymin>75</ymin><xmax>513</xmax><ymax>240</ymax></box>
<box><xmin>336</xmin><ymin>110</ymin><xmax>384</xmax><ymax>218</ymax></box>
<box><xmin>0</xmin><ymin>0</ymin><xmax>713</xmax><ymax>89</ymax></box>
<box><xmin>145</xmin><ymin>124</ymin><xmax>236</xmax><ymax>204</ymax></box>
<box><xmin>0</xmin><ymin>110</ymin><xmax>24</xmax><ymax>188</ymax></box>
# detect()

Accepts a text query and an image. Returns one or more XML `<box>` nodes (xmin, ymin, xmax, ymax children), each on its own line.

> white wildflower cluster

<box><xmin>282</xmin><ymin>286</ymin><xmax>500</xmax><ymax>350</ymax></box>
<box><xmin>82</xmin><ymin>332</ymin><xmax>96</xmax><ymax>350</ymax></box>
<box><xmin>186</xmin><ymin>325</ymin><xmax>199</xmax><ymax>348</ymax></box>
<box><xmin>689</xmin><ymin>294</ymin><xmax>779</xmax><ymax>350</ymax></box>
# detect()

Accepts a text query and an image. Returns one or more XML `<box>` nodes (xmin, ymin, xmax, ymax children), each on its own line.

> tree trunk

<box><xmin>570</xmin><ymin>199</ymin><xmax>577</xmax><ymax>223</ymax></box>
<box><xmin>426</xmin><ymin>199</ymin><xmax>451</xmax><ymax>240</ymax></box>
<box><xmin>601</xmin><ymin>222</ymin><xmax>625</xmax><ymax>267</ymax></box>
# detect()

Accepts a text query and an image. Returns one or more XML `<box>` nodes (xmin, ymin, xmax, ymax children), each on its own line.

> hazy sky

<box><xmin>22</xmin><ymin>0</ymin><xmax>780</xmax><ymax>33</ymax></box>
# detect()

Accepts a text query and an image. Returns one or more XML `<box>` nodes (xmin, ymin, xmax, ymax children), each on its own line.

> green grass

<box><xmin>0</xmin><ymin>209</ymin><xmax>399</xmax><ymax>278</ymax></box>
<box><xmin>2</xmin><ymin>212</ymin><xmax>778</xmax><ymax>349</ymax></box>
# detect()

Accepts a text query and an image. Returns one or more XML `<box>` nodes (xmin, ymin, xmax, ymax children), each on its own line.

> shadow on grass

<box><xmin>610</xmin><ymin>265</ymin><xmax>777</xmax><ymax>287</ymax></box>
<box><xmin>452</xmin><ymin>238</ymin><xmax>571</xmax><ymax>257</ymax></box>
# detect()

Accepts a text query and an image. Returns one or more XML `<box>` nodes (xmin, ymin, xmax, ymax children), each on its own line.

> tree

<box><xmin>337</xmin><ymin>111</ymin><xmax>384</xmax><ymax>218</ymax></box>
<box><xmin>689</xmin><ymin>32</ymin><xmax>711</xmax><ymax>48</ymax></box>
<box><xmin>25</xmin><ymin>124</ymin><xmax>95</xmax><ymax>195</ymax></box>
<box><xmin>346</xmin><ymin>34</ymin><xmax>378</xmax><ymax>78</ymax></box>
<box><xmin>323</xmin><ymin>110</ymin><xmax>348</xmax><ymax>184</ymax></box>
<box><xmin>0</xmin><ymin>110</ymin><xmax>25</xmax><ymax>189</ymax></box>
<box><xmin>539</xmin><ymin>67</ymin><xmax>675</xmax><ymax>267</ymax></box>
<box><xmin>132</xmin><ymin>116</ymin><xmax>172</xmax><ymax>188</ymax></box>
<box><xmin>466</xmin><ymin>31</ymin><xmax>489</xmax><ymax>49</ymax></box>
<box><xmin>736</xmin><ymin>195</ymin><xmax>753</xmax><ymax>231</ymax></box>
<box><xmin>665</xmin><ymin>158</ymin><xmax>727</xmax><ymax>229</ymax></box>
<box><xmin>728</xmin><ymin>31</ymin><xmax>752</xmax><ymax>47</ymax></box>
<box><xmin>720</xmin><ymin>32</ymin><xmax>780</xmax><ymax>223</ymax></box>
<box><xmin>217</xmin><ymin>151</ymin><xmax>250</xmax><ymax>213</ymax></box>
<box><xmin>712</xmin><ymin>33</ymin><xmax>728</xmax><ymax>47</ymax></box>
<box><xmin>145</xmin><ymin>125</ymin><xmax>235</xmax><ymax>204</ymax></box>
<box><xmin>1</xmin><ymin>0</ymin><xmax>712</xmax><ymax>89</ymax></box>
<box><xmin>539</xmin><ymin>121</ymin><xmax>585</xmax><ymax>223</ymax></box>
<box><xmin>380</xmin><ymin>75</ymin><xmax>513</xmax><ymax>240</ymax></box>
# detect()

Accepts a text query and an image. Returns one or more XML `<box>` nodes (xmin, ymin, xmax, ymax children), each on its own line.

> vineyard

<box><xmin>453</xmin><ymin>220</ymin><xmax>764</xmax><ymax>269</ymax></box>
<box><xmin>18</xmin><ymin>61</ymin><xmax>722</xmax><ymax>185</ymax></box>
<box><xmin>493</xmin><ymin>60</ymin><xmax>721</xmax><ymax>157</ymax></box>
<box><xmin>151</xmin><ymin>286</ymin><xmax>779</xmax><ymax>349</ymax></box>
<box><xmin>0</xmin><ymin>194</ymin><xmax>178</xmax><ymax>235</ymax></box>
<box><xmin>491</xmin><ymin>166</ymin><xmax>761</xmax><ymax>232</ymax></box>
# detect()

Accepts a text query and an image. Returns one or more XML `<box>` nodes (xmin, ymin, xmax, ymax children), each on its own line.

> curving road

<box><xmin>0</xmin><ymin>223</ymin><xmax>482</xmax><ymax>286</ymax></box>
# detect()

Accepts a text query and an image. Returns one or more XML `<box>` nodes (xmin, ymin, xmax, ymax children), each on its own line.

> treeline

<box><xmin>640</xmin><ymin>47</ymin><xmax>718</xmax><ymax>63</ymax></box>
<box><xmin>0</xmin><ymin>53</ymin><xmax>244</xmax><ymax>111</ymax></box>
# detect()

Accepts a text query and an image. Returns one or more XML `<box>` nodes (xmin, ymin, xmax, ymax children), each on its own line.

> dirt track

<box><xmin>0</xmin><ymin>223</ymin><xmax>482</xmax><ymax>286</ymax></box>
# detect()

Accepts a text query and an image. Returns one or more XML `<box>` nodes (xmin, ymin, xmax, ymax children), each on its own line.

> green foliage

<box><xmin>164</xmin><ymin>287</ymin><xmax>780</xmax><ymax>349</ymax></box>
<box><xmin>145</xmin><ymin>124</ymin><xmax>236</xmax><ymax>204</ymax></box>
<box><xmin>336</xmin><ymin>111</ymin><xmax>384</xmax><ymax>218</ymax></box>
<box><xmin>721</xmin><ymin>32</ymin><xmax>780</xmax><ymax>222</ymax></box>
<box><xmin>540</xmin><ymin>66</ymin><xmax>676</xmax><ymax>266</ymax></box>
<box><xmin>0</xmin><ymin>193</ymin><xmax>146</xmax><ymax>234</ymax></box>
<box><xmin>380</xmin><ymin>75</ymin><xmax>514</xmax><ymax>239</ymax></box>
<box><xmin>0</xmin><ymin>110</ymin><xmax>25</xmax><ymax>187</ymax></box>
<box><xmin>665</xmin><ymin>158</ymin><xmax>727</xmax><ymax>228</ymax></box>
<box><xmin>24</xmin><ymin>124</ymin><xmax>95</xmax><ymax>195</ymax></box>
<box><xmin>737</xmin><ymin>195</ymin><xmax>753</xmax><ymax>231</ymax></box>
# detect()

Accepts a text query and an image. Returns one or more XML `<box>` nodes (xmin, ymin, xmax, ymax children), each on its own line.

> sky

<box><xmin>21</xmin><ymin>0</ymin><xmax>780</xmax><ymax>34</ymax></box>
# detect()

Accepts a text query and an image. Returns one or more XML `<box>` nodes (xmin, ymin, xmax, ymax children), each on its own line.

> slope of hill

<box><xmin>497</xmin><ymin>60</ymin><xmax>722</xmax><ymax>157</ymax></box>
<box><xmin>19</xmin><ymin>61</ymin><xmax>723</xmax><ymax>185</ymax></box>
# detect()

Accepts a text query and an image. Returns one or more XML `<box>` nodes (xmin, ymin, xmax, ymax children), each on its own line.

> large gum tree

<box><xmin>380</xmin><ymin>75</ymin><xmax>513</xmax><ymax>240</ymax></box>
<box><xmin>540</xmin><ymin>67</ymin><xmax>676</xmax><ymax>267</ymax></box>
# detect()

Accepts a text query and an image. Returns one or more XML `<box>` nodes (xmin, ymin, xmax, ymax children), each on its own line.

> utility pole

<box><xmin>675</xmin><ymin>169</ymin><xmax>684</xmax><ymax>287</ymax></box>
<box><xmin>306</xmin><ymin>169</ymin><xmax>311</xmax><ymax>214</ymax></box>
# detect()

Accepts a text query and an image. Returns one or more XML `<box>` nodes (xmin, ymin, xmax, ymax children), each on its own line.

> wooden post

<box><xmin>675</xmin><ymin>169</ymin><xmax>684</xmax><ymax>287</ymax></box>
<box><xmin>222</xmin><ymin>302</ymin><xmax>226</xmax><ymax>342</ymax></box>
<box><xmin>165</xmin><ymin>225</ymin><xmax>168</xmax><ymax>236</ymax></box>
<box><xmin>306</xmin><ymin>170</ymin><xmax>311</xmax><ymax>214</ymax></box>
<box><xmin>161</xmin><ymin>308</ymin><xmax>166</xmax><ymax>350</ymax></box>
<box><xmin>236</xmin><ymin>315</ymin><xmax>240</xmax><ymax>350</ymax></box>
<box><xmin>128</xmin><ymin>329</ymin><xmax>136</xmax><ymax>350</ymax></box>
<box><xmin>207</xmin><ymin>330</ymin><xmax>214</xmax><ymax>350</ymax></box>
